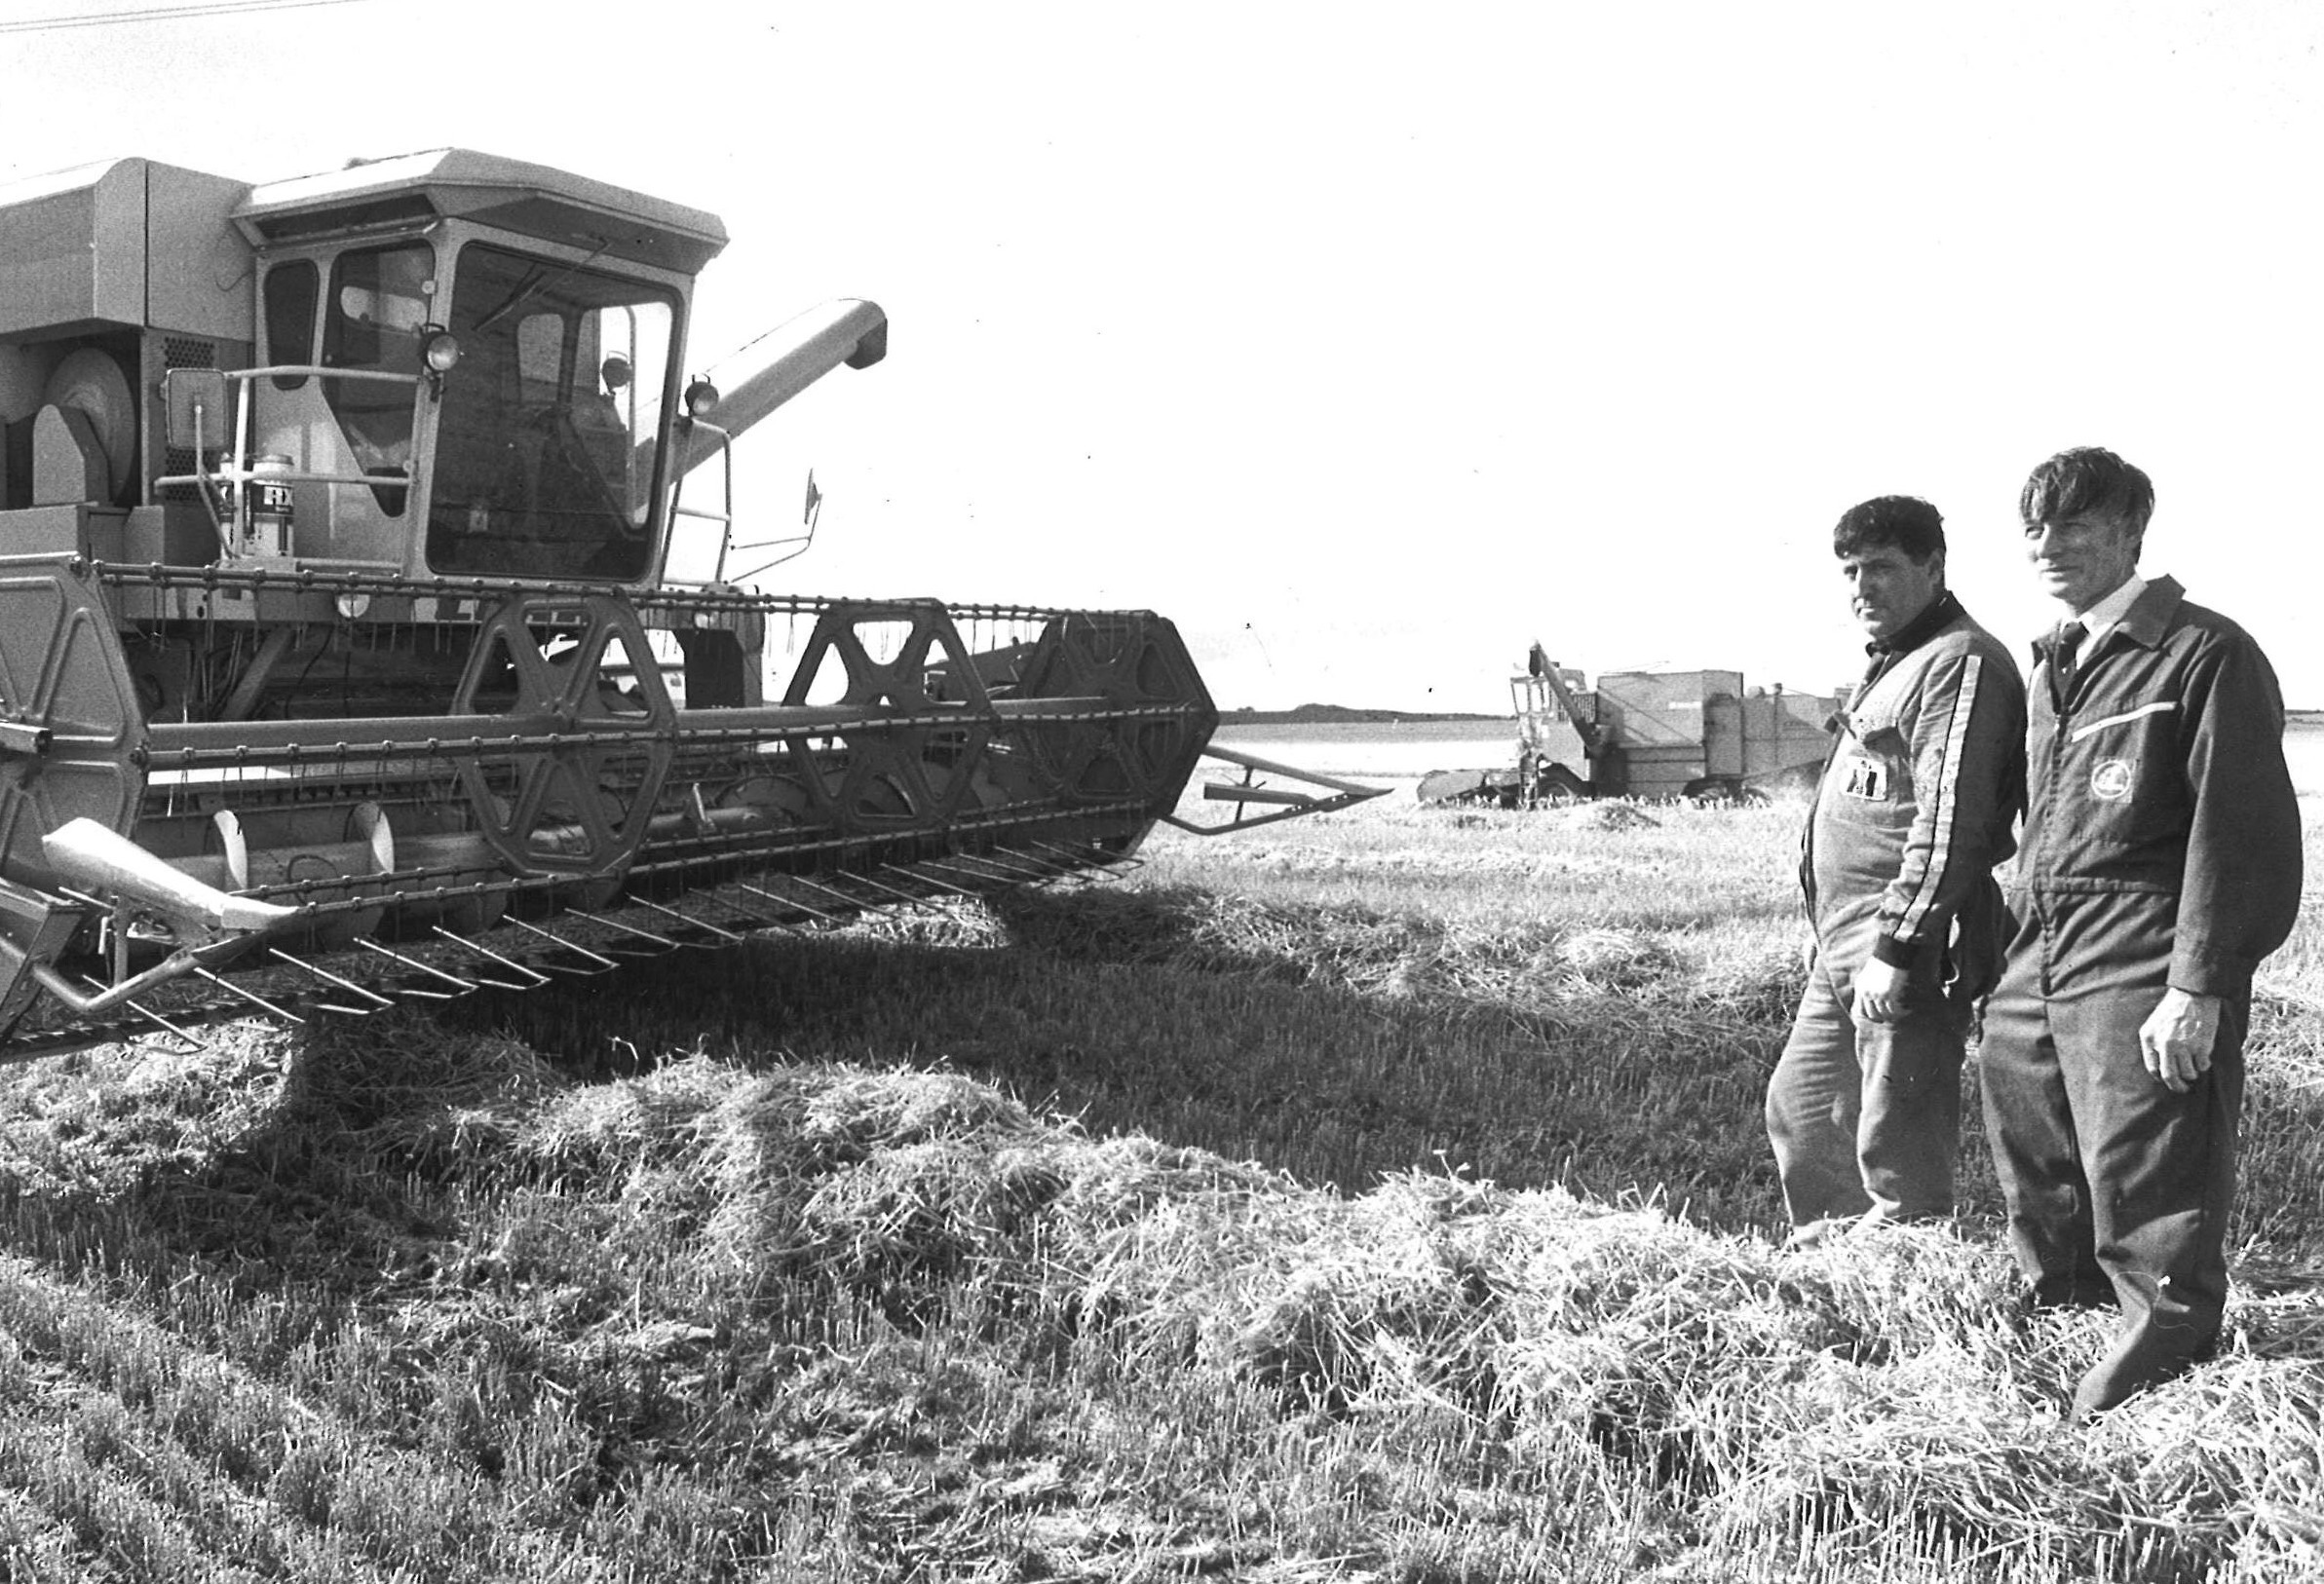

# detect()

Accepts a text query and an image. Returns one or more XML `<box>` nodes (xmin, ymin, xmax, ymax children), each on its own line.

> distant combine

<box><xmin>1420</xmin><ymin>643</ymin><xmax>1843</xmax><ymax>808</ymax></box>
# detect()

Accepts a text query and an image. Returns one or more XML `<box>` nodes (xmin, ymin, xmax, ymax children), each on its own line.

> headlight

<box><xmin>422</xmin><ymin>329</ymin><xmax>462</xmax><ymax>373</ymax></box>
<box><xmin>683</xmin><ymin>378</ymin><xmax>719</xmax><ymax>418</ymax></box>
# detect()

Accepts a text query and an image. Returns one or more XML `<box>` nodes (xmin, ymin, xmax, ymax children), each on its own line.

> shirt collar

<box><xmin>1865</xmin><ymin>588</ymin><xmax>1961</xmax><ymax>660</ymax></box>
<box><xmin>2069</xmin><ymin>573</ymin><xmax>2148</xmax><ymax>650</ymax></box>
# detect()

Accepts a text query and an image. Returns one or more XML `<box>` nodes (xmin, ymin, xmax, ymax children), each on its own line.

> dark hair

<box><xmin>1833</xmin><ymin>495</ymin><xmax>1945</xmax><ymax>562</ymax></box>
<box><xmin>2019</xmin><ymin>447</ymin><xmax>2154</xmax><ymax>537</ymax></box>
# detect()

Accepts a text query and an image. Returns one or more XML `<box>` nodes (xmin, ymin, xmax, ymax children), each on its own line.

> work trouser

<box><xmin>1979</xmin><ymin>889</ymin><xmax>2246</xmax><ymax>1416</ymax></box>
<box><xmin>1767</xmin><ymin>921</ymin><xmax>1969</xmax><ymax>1231</ymax></box>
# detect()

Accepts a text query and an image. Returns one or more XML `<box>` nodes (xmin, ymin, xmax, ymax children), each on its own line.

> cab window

<box><xmin>321</xmin><ymin>242</ymin><xmax>433</xmax><ymax>514</ymax></box>
<box><xmin>263</xmin><ymin>261</ymin><xmax>319</xmax><ymax>392</ymax></box>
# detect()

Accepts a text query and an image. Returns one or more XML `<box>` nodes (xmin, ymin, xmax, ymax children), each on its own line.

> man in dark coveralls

<box><xmin>1767</xmin><ymin>496</ymin><xmax>2025</xmax><ymax>1244</ymax></box>
<box><xmin>1982</xmin><ymin>446</ymin><xmax>2304</xmax><ymax>1417</ymax></box>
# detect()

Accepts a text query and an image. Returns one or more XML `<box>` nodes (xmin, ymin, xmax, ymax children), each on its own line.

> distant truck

<box><xmin>1419</xmin><ymin>643</ymin><xmax>1844</xmax><ymax>807</ymax></box>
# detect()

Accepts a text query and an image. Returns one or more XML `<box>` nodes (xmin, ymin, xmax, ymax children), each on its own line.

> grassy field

<box><xmin>0</xmin><ymin>791</ymin><xmax>2318</xmax><ymax>1580</ymax></box>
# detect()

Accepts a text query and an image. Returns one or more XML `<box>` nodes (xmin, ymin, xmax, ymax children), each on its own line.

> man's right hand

<box><xmin>2140</xmin><ymin>988</ymin><xmax>2222</xmax><ymax>1092</ymax></box>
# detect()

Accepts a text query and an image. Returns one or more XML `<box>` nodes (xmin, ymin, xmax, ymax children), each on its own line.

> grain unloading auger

<box><xmin>0</xmin><ymin>150</ymin><xmax>1382</xmax><ymax>1057</ymax></box>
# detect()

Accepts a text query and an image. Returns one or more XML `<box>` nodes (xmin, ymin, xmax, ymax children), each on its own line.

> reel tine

<box><xmin>267</xmin><ymin>948</ymin><xmax>397</xmax><ymax>1008</ymax></box>
<box><xmin>428</xmin><ymin>926</ymin><xmax>550</xmax><ymax>990</ymax></box>
<box><xmin>732</xmin><ymin>881</ymin><xmax>844</xmax><ymax>925</ymax></box>
<box><xmin>1028</xmin><ymin>839</ymin><xmax>1136</xmax><ymax>873</ymax></box>
<box><xmin>988</xmin><ymin>848</ymin><xmax>1070</xmax><ymax>878</ymax></box>
<box><xmin>854</xmin><ymin>873</ymin><xmax>931</xmax><ymax>907</ymax></box>
<box><xmin>355</xmin><ymin>938</ymin><xmax>479</xmax><ymax>993</ymax></box>
<box><xmin>633</xmin><ymin>897</ymin><xmax>746</xmax><ymax>944</ymax></box>
<box><xmin>699</xmin><ymin>887</ymin><xmax>788</xmax><ymax>931</ymax></box>
<box><xmin>944</xmin><ymin>850</ymin><xmax>1046</xmax><ymax>883</ymax></box>
<box><xmin>883</xmin><ymin>861</ymin><xmax>979</xmax><ymax>899</ymax></box>
<box><xmin>914</xmin><ymin>856</ymin><xmax>1010</xmax><ymax>893</ymax></box>
<box><xmin>570</xmin><ymin>910</ymin><xmax>683</xmax><ymax>954</ymax></box>
<box><xmin>789</xmin><ymin>875</ymin><xmax>887</xmax><ymax>916</ymax></box>
<box><xmin>502</xmin><ymin>917</ymin><xmax>621</xmax><ymax>973</ymax></box>
<box><xmin>190</xmin><ymin>965</ymin><xmax>307</xmax><ymax>1026</ymax></box>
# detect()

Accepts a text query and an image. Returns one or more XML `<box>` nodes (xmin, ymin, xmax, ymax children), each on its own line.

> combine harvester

<box><xmin>1419</xmin><ymin>643</ymin><xmax>1842</xmax><ymax>808</ymax></box>
<box><xmin>0</xmin><ymin>150</ymin><xmax>1382</xmax><ymax>1057</ymax></box>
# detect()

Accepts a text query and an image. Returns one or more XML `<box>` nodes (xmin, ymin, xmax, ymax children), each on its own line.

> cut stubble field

<box><xmin>0</xmin><ymin>790</ymin><xmax>2319</xmax><ymax>1580</ymax></box>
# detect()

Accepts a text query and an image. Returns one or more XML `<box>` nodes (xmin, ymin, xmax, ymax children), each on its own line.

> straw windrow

<box><xmin>0</xmin><ymin>795</ymin><xmax>2313</xmax><ymax>1579</ymax></box>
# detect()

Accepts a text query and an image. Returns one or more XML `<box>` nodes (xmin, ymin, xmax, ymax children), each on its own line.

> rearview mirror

<box><xmin>162</xmin><ymin>368</ymin><xmax>230</xmax><ymax>451</ymax></box>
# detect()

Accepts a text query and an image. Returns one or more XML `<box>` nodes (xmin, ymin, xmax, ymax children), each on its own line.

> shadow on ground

<box><xmin>433</xmin><ymin>885</ymin><xmax>1801</xmax><ymax>1234</ymax></box>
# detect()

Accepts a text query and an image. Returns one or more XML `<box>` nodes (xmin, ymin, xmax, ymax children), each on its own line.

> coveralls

<box><xmin>1768</xmin><ymin>591</ymin><xmax>2027</xmax><ymax>1233</ymax></box>
<box><xmin>1980</xmin><ymin>576</ymin><xmax>2302</xmax><ymax>1415</ymax></box>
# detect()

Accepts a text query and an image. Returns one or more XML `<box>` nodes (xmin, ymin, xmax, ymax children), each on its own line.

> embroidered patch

<box><xmin>2090</xmin><ymin>758</ymin><xmax>2136</xmax><ymax>801</ymax></box>
<box><xmin>1842</xmin><ymin>756</ymin><xmax>1889</xmax><ymax>800</ymax></box>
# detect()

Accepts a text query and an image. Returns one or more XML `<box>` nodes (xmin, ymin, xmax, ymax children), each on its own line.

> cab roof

<box><xmin>232</xmin><ymin>148</ymin><xmax>728</xmax><ymax>276</ymax></box>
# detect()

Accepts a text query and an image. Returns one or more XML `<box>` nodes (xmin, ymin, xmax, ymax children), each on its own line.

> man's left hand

<box><xmin>2140</xmin><ymin>989</ymin><xmax>2222</xmax><ymax>1092</ymax></box>
<box><xmin>1852</xmin><ymin>957</ymin><xmax>1906</xmax><ymax>1025</ymax></box>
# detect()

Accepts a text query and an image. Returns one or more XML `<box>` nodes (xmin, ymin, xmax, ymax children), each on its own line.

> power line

<box><xmin>0</xmin><ymin>0</ymin><xmax>372</xmax><ymax>33</ymax></box>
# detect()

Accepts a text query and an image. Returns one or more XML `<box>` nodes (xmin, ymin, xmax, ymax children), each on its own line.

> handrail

<box><xmin>158</xmin><ymin>362</ymin><xmax>430</xmax><ymax>560</ymax></box>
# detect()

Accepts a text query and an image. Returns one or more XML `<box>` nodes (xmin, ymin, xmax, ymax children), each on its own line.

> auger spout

<box><xmin>668</xmin><ymin>298</ymin><xmax>889</xmax><ymax>481</ymax></box>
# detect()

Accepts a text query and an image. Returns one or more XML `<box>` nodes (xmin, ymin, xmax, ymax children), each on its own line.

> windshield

<box><xmin>425</xmin><ymin>243</ymin><xmax>678</xmax><ymax>581</ymax></box>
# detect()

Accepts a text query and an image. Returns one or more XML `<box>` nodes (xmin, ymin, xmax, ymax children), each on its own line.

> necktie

<box><xmin>2053</xmin><ymin>621</ymin><xmax>2086</xmax><ymax>703</ymax></box>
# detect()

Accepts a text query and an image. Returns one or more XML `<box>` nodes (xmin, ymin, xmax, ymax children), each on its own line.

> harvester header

<box><xmin>0</xmin><ymin>148</ymin><xmax>1379</xmax><ymax>1056</ymax></box>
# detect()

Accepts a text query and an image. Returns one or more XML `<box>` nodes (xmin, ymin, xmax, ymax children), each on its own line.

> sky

<box><xmin>4</xmin><ymin>0</ymin><xmax>2320</xmax><ymax>712</ymax></box>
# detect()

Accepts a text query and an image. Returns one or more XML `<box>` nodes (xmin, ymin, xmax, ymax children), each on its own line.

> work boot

<box><xmin>2071</xmin><ymin>1318</ymin><xmax>2220</xmax><ymax>1419</ymax></box>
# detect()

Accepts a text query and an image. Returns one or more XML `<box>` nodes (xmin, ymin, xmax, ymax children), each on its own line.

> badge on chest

<box><xmin>2091</xmin><ymin>758</ymin><xmax>2135</xmax><ymax>802</ymax></box>
<box><xmin>1842</xmin><ymin>754</ymin><xmax>1890</xmax><ymax>801</ymax></box>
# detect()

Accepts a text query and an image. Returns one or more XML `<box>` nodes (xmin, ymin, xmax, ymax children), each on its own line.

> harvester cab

<box><xmin>0</xmin><ymin>149</ymin><xmax>1381</xmax><ymax>1057</ymax></box>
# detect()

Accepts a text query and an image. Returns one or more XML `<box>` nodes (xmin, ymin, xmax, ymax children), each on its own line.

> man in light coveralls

<box><xmin>1982</xmin><ymin>446</ymin><xmax>2303</xmax><ymax>1417</ymax></box>
<box><xmin>1768</xmin><ymin>496</ymin><xmax>2027</xmax><ymax>1245</ymax></box>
